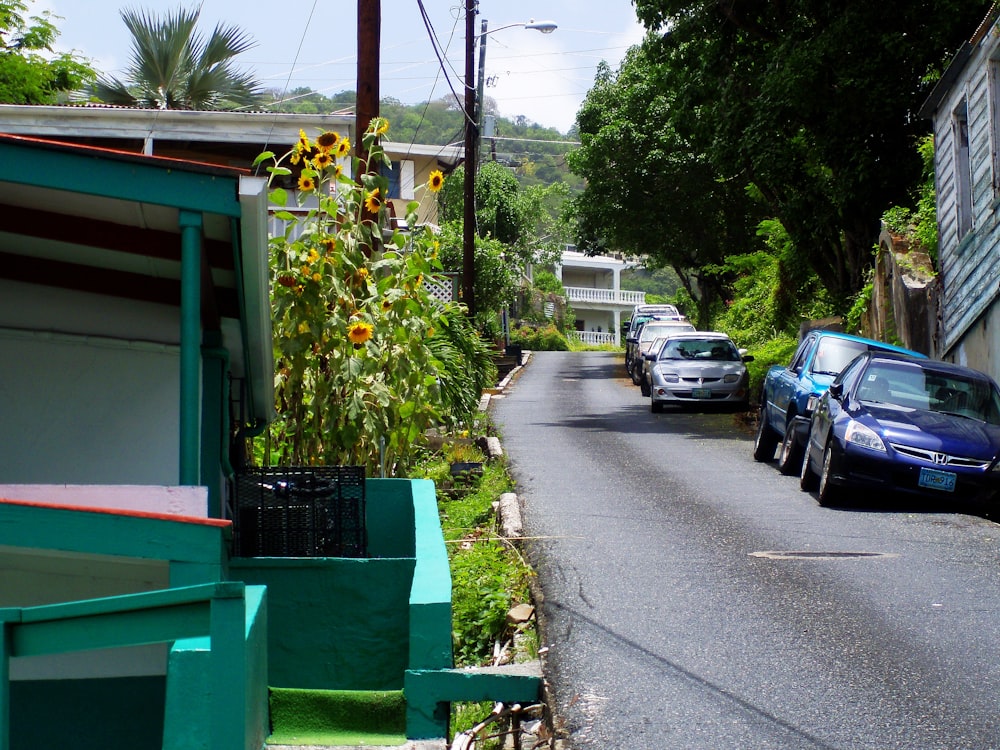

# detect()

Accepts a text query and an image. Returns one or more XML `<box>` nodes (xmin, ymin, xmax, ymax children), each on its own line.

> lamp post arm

<box><xmin>476</xmin><ymin>19</ymin><xmax>489</xmax><ymax>131</ymax></box>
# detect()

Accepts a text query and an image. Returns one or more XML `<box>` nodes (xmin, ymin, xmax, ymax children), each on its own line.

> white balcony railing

<box><xmin>572</xmin><ymin>331</ymin><xmax>618</xmax><ymax>347</ymax></box>
<box><xmin>563</xmin><ymin>287</ymin><xmax>645</xmax><ymax>306</ymax></box>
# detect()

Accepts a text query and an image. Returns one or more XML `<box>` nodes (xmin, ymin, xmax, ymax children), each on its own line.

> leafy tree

<box><xmin>91</xmin><ymin>6</ymin><xmax>262</xmax><ymax>110</ymax></box>
<box><xmin>629</xmin><ymin>0</ymin><xmax>988</xmax><ymax>304</ymax></box>
<box><xmin>0</xmin><ymin>0</ymin><xmax>95</xmax><ymax>104</ymax></box>
<box><xmin>568</xmin><ymin>41</ymin><xmax>765</xmax><ymax>323</ymax></box>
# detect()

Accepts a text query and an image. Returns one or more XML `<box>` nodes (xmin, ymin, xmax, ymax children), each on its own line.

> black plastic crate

<box><xmin>232</xmin><ymin>466</ymin><xmax>366</xmax><ymax>558</ymax></box>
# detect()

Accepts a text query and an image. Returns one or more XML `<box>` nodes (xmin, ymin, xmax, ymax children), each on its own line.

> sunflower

<box><xmin>347</xmin><ymin>321</ymin><xmax>374</xmax><ymax>346</ymax></box>
<box><xmin>372</xmin><ymin>117</ymin><xmax>390</xmax><ymax>136</ymax></box>
<box><xmin>364</xmin><ymin>188</ymin><xmax>383</xmax><ymax>213</ymax></box>
<box><xmin>336</xmin><ymin>138</ymin><xmax>351</xmax><ymax>158</ymax></box>
<box><xmin>313</xmin><ymin>151</ymin><xmax>334</xmax><ymax>170</ymax></box>
<box><xmin>427</xmin><ymin>169</ymin><xmax>445</xmax><ymax>192</ymax></box>
<box><xmin>298</xmin><ymin>174</ymin><xmax>316</xmax><ymax>192</ymax></box>
<box><xmin>381</xmin><ymin>298</ymin><xmax>393</xmax><ymax>311</ymax></box>
<box><xmin>317</xmin><ymin>131</ymin><xmax>341</xmax><ymax>150</ymax></box>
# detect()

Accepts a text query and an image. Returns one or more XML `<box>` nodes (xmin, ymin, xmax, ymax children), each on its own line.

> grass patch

<box><xmin>267</xmin><ymin>688</ymin><xmax>406</xmax><ymax>746</ymax></box>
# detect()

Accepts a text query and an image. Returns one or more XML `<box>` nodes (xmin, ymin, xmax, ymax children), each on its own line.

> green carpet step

<box><xmin>266</xmin><ymin>687</ymin><xmax>410</xmax><ymax>748</ymax></box>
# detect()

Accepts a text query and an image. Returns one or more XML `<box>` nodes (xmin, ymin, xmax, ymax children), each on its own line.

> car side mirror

<box><xmin>742</xmin><ymin>354</ymin><xmax>754</xmax><ymax>363</ymax></box>
<box><xmin>626</xmin><ymin>336</ymin><xmax>637</xmax><ymax>344</ymax></box>
<box><xmin>643</xmin><ymin>352</ymin><xmax>656</xmax><ymax>361</ymax></box>
<box><xmin>829</xmin><ymin>382</ymin><xmax>844</xmax><ymax>401</ymax></box>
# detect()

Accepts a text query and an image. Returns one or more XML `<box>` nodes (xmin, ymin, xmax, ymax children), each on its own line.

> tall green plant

<box><xmin>256</xmin><ymin>119</ymin><xmax>471</xmax><ymax>474</ymax></box>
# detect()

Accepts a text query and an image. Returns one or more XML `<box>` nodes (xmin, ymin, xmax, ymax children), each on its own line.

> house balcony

<box><xmin>564</xmin><ymin>287</ymin><xmax>645</xmax><ymax>307</ymax></box>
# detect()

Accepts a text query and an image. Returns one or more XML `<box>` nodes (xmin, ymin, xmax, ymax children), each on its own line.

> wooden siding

<box><xmin>933</xmin><ymin>28</ymin><xmax>1000</xmax><ymax>355</ymax></box>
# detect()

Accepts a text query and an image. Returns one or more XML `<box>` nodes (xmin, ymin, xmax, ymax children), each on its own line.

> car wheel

<box><xmin>799</xmin><ymin>441</ymin><xmax>818</xmax><ymax>491</ymax></box>
<box><xmin>777</xmin><ymin>425</ymin><xmax>803</xmax><ymax>476</ymax></box>
<box><xmin>640</xmin><ymin>378</ymin><xmax>651</xmax><ymax>397</ymax></box>
<box><xmin>817</xmin><ymin>440</ymin><xmax>842</xmax><ymax>507</ymax></box>
<box><xmin>752</xmin><ymin>405</ymin><xmax>778</xmax><ymax>462</ymax></box>
<box><xmin>651</xmin><ymin>399</ymin><xmax>664</xmax><ymax>413</ymax></box>
<box><xmin>631</xmin><ymin>364</ymin><xmax>643</xmax><ymax>386</ymax></box>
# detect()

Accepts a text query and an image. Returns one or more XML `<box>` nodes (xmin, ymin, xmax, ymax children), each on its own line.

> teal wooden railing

<box><xmin>0</xmin><ymin>581</ymin><xmax>266</xmax><ymax>750</ymax></box>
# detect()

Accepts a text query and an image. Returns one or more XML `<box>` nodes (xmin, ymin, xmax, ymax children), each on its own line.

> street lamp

<box><xmin>462</xmin><ymin>4</ymin><xmax>557</xmax><ymax>320</ymax></box>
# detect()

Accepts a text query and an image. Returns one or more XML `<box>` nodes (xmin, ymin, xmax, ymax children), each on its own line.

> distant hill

<box><xmin>262</xmin><ymin>87</ymin><xmax>582</xmax><ymax>190</ymax></box>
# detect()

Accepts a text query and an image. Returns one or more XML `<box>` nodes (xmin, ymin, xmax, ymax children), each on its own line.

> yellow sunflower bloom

<box><xmin>333</xmin><ymin>164</ymin><xmax>344</xmax><ymax>178</ymax></box>
<box><xmin>427</xmin><ymin>169</ymin><xmax>445</xmax><ymax>192</ymax></box>
<box><xmin>313</xmin><ymin>151</ymin><xmax>334</xmax><ymax>170</ymax></box>
<box><xmin>317</xmin><ymin>131</ymin><xmax>341</xmax><ymax>150</ymax></box>
<box><xmin>357</xmin><ymin>267</ymin><xmax>370</xmax><ymax>280</ymax></box>
<box><xmin>364</xmin><ymin>188</ymin><xmax>382</xmax><ymax>213</ymax></box>
<box><xmin>381</xmin><ymin>298</ymin><xmax>393</xmax><ymax>311</ymax></box>
<box><xmin>372</xmin><ymin>117</ymin><xmax>390</xmax><ymax>136</ymax></box>
<box><xmin>336</xmin><ymin>138</ymin><xmax>351</xmax><ymax>158</ymax></box>
<box><xmin>347</xmin><ymin>321</ymin><xmax>374</xmax><ymax>346</ymax></box>
<box><xmin>298</xmin><ymin>174</ymin><xmax>316</xmax><ymax>192</ymax></box>
<box><xmin>312</xmin><ymin>273</ymin><xmax>322</xmax><ymax>282</ymax></box>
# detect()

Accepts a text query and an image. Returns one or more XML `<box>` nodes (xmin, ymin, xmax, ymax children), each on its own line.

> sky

<box><xmin>37</xmin><ymin>0</ymin><xmax>649</xmax><ymax>134</ymax></box>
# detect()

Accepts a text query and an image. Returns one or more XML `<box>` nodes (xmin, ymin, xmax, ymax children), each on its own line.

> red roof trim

<box><xmin>0</xmin><ymin>132</ymin><xmax>251</xmax><ymax>177</ymax></box>
<box><xmin>0</xmin><ymin>496</ymin><xmax>232</xmax><ymax>528</ymax></box>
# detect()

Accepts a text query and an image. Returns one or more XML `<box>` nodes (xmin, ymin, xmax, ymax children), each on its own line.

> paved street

<box><xmin>492</xmin><ymin>350</ymin><xmax>1000</xmax><ymax>749</ymax></box>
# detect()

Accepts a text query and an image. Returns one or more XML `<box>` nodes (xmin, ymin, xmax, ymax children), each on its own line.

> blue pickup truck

<box><xmin>752</xmin><ymin>330</ymin><xmax>925</xmax><ymax>474</ymax></box>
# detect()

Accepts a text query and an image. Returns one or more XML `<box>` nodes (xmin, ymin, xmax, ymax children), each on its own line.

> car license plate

<box><xmin>691</xmin><ymin>388</ymin><xmax>712</xmax><ymax>399</ymax></box>
<box><xmin>918</xmin><ymin>467</ymin><xmax>957</xmax><ymax>492</ymax></box>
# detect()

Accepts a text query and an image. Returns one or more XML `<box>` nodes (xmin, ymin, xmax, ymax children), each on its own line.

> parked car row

<box><xmin>622</xmin><ymin>321</ymin><xmax>755</xmax><ymax>412</ymax></box>
<box><xmin>753</xmin><ymin>331</ymin><xmax>1000</xmax><ymax>507</ymax></box>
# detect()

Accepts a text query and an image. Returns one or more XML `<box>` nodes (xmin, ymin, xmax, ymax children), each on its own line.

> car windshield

<box><xmin>857</xmin><ymin>363</ymin><xmax>1000</xmax><ymax>423</ymax></box>
<box><xmin>811</xmin><ymin>339</ymin><xmax>870</xmax><ymax>376</ymax></box>
<box><xmin>659</xmin><ymin>338</ymin><xmax>741</xmax><ymax>362</ymax></box>
<box><xmin>640</xmin><ymin>323</ymin><xmax>695</xmax><ymax>343</ymax></box>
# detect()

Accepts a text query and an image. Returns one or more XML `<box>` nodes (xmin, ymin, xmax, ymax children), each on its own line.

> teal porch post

<box><xmin>201</xmin><ymin>330</ymin><xmax>229</xmax><ymax>519</ymax></box>
<box><xmin>0</xmin><ymin>609</ymin><xmax>19</xmax><ymax>750</ymax></box>
<box><xmin>179</xmin><ymin>210</ymin><xmax>203</xmax><ymax>486</ymax></box>
<box><xmin>210</xmin><ymin>582</ymin><xmax>248</xmax><ymax>750</ymax></box>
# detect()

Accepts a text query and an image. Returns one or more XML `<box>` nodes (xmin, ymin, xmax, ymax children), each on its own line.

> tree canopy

<box><xmin>91</xmin><ymin>6</ymin><xmax>262</xmax><ymax>110</ymax></box>
<box><xmin>572</xmin><ymin>0</ymin><xmax>990</xmax><ymax>316</ymax></box>
<box><xmin>0</xmin><ymin>0</ymin><xmax>95</xmax><ymax>104</ymax></box>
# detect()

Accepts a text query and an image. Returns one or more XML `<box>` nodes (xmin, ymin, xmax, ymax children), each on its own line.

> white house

<box><xmin>919</xmin><ymin>8</ymin><xmax>1000</xmax><ymax>382</ymax></box>
<box><xmin>554</xmin><ymin>247</ymin><xmax>644</xmax><ymax>346</ymax></box>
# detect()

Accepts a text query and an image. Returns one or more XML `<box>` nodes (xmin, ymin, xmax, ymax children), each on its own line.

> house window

<box><xmin>384</xmin><ymin>160</ymin><xmax>415</xmax><ymax>200</ymax></box>
<box><xmin>990</xmin><ymin>58</ymin><xmax>1000</xmax><ymax>194</ymax></box>
<box><xmin>953</xmin><ymin>101</ymin><xmax>973</xmax><ymax>239</ymax></box>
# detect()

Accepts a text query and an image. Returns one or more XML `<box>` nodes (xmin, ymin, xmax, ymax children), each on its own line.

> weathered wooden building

<box><xmin>920</xmin><ymin>8</ymin><xmax>1000</xmax><ymax>382</ymax></box>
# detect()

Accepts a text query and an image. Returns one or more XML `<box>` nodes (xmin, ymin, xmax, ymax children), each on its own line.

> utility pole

<box><xmin>357</xmin><ymin>0</ymin><xmax>380</xmax><ymax>151</ymax></box>
<box><xmin>462</xmin><ymin>0</ymin><xmax>478</xmax><ymax>319</ymax></box>
<box><xmin>357</xmin><ymin>0</ymin><xmax>380</xmax><ymax>250</ymax></box>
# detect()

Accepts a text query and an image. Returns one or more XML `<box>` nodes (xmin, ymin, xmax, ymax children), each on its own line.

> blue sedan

<box><xmin>800</xmin><ymin>351</ymin><xmax>1000</xmax><ymax>507</ymax></box>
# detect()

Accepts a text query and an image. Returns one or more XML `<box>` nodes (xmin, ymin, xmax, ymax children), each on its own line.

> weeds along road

<box><xmin>491</xmin><ymin>350</ymin><xmax>1000</xmax><ymax>750</ymax></box>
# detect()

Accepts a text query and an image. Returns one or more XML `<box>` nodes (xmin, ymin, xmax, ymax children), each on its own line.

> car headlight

<box><xmin>657</xmin><ymin>369</ymin><xmax>679</xmax><ymax>383</ymax></box>
<box><xmin>845</xmin><ymin>421</ymin><xmax>886</xmax><ymax>452</ymax></box>
<box><xmin>723</xmin><ymin>373</ymin><xmax>740</xmax><ymax>383</ymax></box>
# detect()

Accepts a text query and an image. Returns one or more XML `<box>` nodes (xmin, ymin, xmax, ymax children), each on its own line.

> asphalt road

<box><xmin>491</xmin><ymin>350</ymin><xmax>1000</xmax><ymax>750</ymax></box>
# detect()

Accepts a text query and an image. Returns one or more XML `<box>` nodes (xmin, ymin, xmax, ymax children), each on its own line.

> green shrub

<box><xmin>745</xmin><ymin>335</ymin><xmax>798</xmax><ymax>406</ymax></box>
<box><xmin>510</xmin><ymin>323</ymin><xmax>570</xmax><ymax>351</ymax></box>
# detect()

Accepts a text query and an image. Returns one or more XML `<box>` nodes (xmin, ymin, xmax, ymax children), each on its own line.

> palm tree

<box><xmin>91</xmin><ymin>6</ymin><xmax>262</xmax><ymax>110</ymax></box>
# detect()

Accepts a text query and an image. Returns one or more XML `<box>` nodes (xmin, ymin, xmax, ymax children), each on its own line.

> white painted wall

<box><xmin>0</xmin><ymin>280</ymin><xmax>186</xmax><ymax>486</ymax></box>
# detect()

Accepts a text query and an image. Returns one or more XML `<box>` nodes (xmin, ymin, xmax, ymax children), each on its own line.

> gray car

<box><xmin>642</xmin><ymin>331</ymin><xmax>753</xmax><ymax>412</ymax></box>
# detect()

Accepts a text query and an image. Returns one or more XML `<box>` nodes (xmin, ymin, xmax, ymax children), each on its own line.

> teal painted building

<box><xmin>0</xmin><ymin>135</ymin><xmax>538</xmax><ymax>748</ymax></box>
